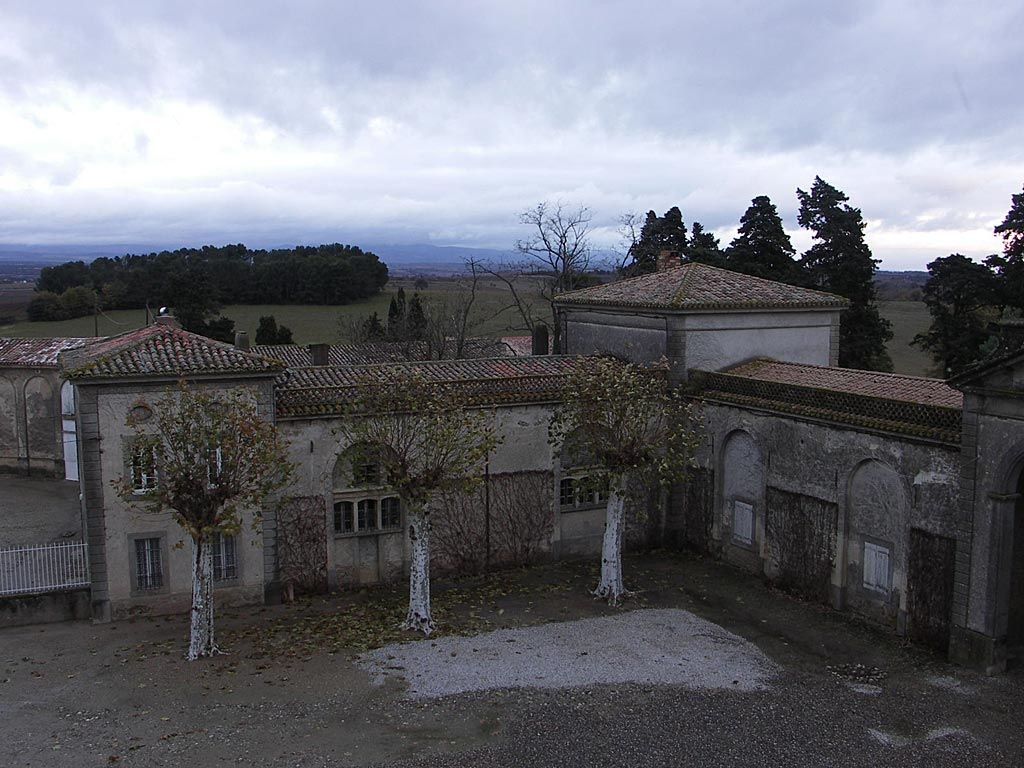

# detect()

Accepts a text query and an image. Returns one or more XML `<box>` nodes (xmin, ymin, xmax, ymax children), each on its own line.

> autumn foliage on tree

<box><xmin>550</xmin><ymin>357</ymin><xmax>701</xmax><ymax>604</ymax></box>
<box><xmin>115</xmin><ymin>382</ymin><xmax>293</xmax><ymax>660</ymax></box>
<box><xmin>338</xmin><ymin>372</ymin><xmax>500</xmax><ymax>633</ymax></box>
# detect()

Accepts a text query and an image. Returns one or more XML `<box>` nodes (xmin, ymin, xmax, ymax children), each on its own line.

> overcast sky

<box><xmin>1</xmin><ymin>1</ymin><xmax>1022</xmax><ymax>269</ymax></box>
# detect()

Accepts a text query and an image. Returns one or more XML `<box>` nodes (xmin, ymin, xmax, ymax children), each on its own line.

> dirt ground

<box><xmin>2</xmin><ymin>551</ymin><xmax>1022</xmax><ymax>767</ymax></box>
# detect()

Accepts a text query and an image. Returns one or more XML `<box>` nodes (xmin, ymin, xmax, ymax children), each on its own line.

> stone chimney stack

<box><xmin>308</xmin><ymin>343</ymin><xmax>330</xmax><ymax>366</ymax></box>
<box><xmin>656</xmin><ymin>250</ymin><xmax>682</xmax><ymax>272</ymax></box>
<box><xmin>154</xmin><ymin>311</ymin><xmax>180</xmax><ymax>329</ymax></box>
<box><xmin>234</xmin><ymin>331</ymin><xmax>251</xmax><ymax>351</ymax></box>
<box><xmin>531</xmin><ymin>325</ymin><xmax>549</xmax><ymax>356</ymax></box>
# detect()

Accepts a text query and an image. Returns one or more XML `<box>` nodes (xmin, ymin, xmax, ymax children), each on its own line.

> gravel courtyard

<box><xmin>2</xmin><ymin>552</ymin><xmax>1023</xmax><ymax>767</ymax></box>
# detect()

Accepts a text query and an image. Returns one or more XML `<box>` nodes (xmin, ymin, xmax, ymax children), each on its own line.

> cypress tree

<box><xmin>797</xmin><ymin>177</ymin><xmax>893</xmax><ymax>371</ymax></box>
<box><xmin>725</xmin><ymin>195</ymin><xmax>799</xmax><ymax>282</ymax></box>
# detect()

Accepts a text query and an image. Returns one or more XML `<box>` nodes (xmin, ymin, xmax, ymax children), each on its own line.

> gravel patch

<box><xmin>360</xmin><ymin>608</ymin><xmax>778</xmax><ymax>699</ymax></box>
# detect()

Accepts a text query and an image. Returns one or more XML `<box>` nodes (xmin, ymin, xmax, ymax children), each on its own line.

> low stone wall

<box><xmin>0</xmin><ymin>588</ymin><xmax>91</xmax><ymax>628</ymax></box>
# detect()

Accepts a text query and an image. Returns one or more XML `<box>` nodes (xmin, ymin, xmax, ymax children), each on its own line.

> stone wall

<box><xmin>0</xmin><ymin>367</ymin><xmax>66</xmax><ymax>476</ymax></box>
<box><xmin>670</xmin><ymin>401</ymin><xmax>961</xmax><ymax>632</ymax></box>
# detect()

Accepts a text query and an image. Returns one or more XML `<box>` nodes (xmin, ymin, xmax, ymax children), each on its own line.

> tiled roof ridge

<box><xmin>552</xmin><ymin>262</ymin><xmax>848</xmax><ymax>310</ymax></box>
<box><xmin>724</xmin><ymin>358</ymin><xmax>951</xmax><ymax>386</ymax></box>
<box><xmin>61</xmin><ymin>322</ymin><xmax>283</xmax><ymax>379</ymax></box>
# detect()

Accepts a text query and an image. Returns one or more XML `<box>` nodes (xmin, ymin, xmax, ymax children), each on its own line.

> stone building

<box><xmin>1</xmin><ymin>257</ymin><xmax>1023</xmax><ymax>673</ymax></box>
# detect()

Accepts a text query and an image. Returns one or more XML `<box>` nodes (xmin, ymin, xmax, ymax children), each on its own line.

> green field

<box><xmin>0</xmin><ymin>278</ymin><xmax>534</xmax><ymax>343</ymax></box>
<box><xmin>878</xmin><ymin>300</ymin><xmax>934</xmax><ymax>377</ymax></box>
<box><xmin>0</xmin><ymin>281</ymin><xmax>939</xmax><ymax>377</ymax></box>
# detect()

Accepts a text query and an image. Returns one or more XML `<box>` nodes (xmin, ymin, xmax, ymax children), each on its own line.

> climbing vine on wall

<box><xmin>766</xmin><ymin>487</ymin><xmax>837</xmax><ymax>603</ymax></box>
<box><xmin>678</xmin><ymin>468</ymin><xmax>715</xmax><ymax>554</ymax></box>
<box><xmin>277</xmin><ymin>495</ymin><xmax>328</xmax><ymax>595</ymax></box>
<box><xmin>432</xmin><ymin>471</ymin><xmax>554</xmax><ymax>575</ymax></box>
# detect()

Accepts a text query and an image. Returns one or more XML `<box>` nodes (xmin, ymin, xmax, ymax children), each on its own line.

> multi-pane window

<box><xmin>212</xmin><ymin>533</ymin><xmax>237</xmax><ymax>581</ymax></box>
<box><xmin>130</xmin><ymin>442</ymin><xmax>159</xmax><ymax>494</ymax></box>
<box><xmin>559</xmin><ymin>474</ymin><xmax>608</xmax><ymax>511</ymax></box>
<box><xmin>333</xmin><ymin>496</ymin><xmax>401</xmax><ymax>534</ymax></box>
<box><xmin>333</xmin><ymin>448</ymin><xmax>402</xmax><ymax>536</ymax></box>
<box><xmin>863</xmin><ymin>541</ymin><xmax>891</xmax><ymax>595</ymax></box>
<box><xmin>134</xmin><ymin>537</ymin><xmax>163</xmax><ymax>591</ymax></box>
<box><xmin>381</xmin><ymin>497</ymin><xmax>401</xmax><ymax>529</ymax></box>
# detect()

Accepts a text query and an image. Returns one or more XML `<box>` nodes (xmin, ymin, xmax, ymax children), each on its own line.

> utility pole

<box><xmin>93</xmin><ymin>290</ymin><xmax>99</xmax><ymax>337</ymax></box>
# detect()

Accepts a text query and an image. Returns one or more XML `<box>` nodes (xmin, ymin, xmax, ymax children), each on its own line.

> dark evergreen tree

<box><xmin>387</xmin><ymin>288</ymin><xmax>407</xmax><ymax>341</ymax></box>
<box><xmin>255</xmin><ymin>315</ymin><xmax>294</xmax><ymax>345</ymax></box>
<box><xmin>360</xmin><ymin>312</ymin><xmax>387</xmax><ymax>341</ymax></box>
<box><xmin>406</xmin><ymin>293</ymin><xmax>427</xmax><ymax>340</ymax></box>
<box><xmin>987</xmin><ymin>184</ymin><xmax>1024</xmax><ymax>314</ymax></box>
<box><xmin>688</xmin><ymin>222</ymin><xmax>724</xmax><ymax>267</ymax></box>
<box><xmin>626</xmin><ymin>207</ymin><xmax>691</xmax><ymax>275</ymax></box>
<box><xmin>796</xmin><ymin>176</ymin><xmax>893</xmax><ymax>371</ymax></box>
<box><xmin>725</xmin><ymin>195</ymin><xmax>799</xmax><ymax>282</ymax></box>
<box><xmin>912</xmin><ymin>254</ymin><xmax>997</xmax><ymax>376</ymax></box>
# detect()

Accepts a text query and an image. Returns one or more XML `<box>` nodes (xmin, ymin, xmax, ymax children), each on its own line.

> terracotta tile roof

<box><xmin>277</xmin><ymin>356</ymin><xmax>577</xmax><ymax>417</ymax></box>
<box><xmin>500</xmin><ymin>335</ymin><xmax>535</xmax><ymax>356</ymax></box>
<box><xmin>0</xmin><ymin>337</ymin><xmax>91</xmax><ymax>368</ymax></box>
<box><xmin>724</xmin><ymin>359</ymin><xmax>963</xmax><ymax>409</ymax></box>
<box><xmin>252</xmin><ymin>338</ymin><xmax>515</xmax><ymax>367</ymax></box>
<box><xmin>690</xmin><ymin>358</ymin><xmax>962</xmax><ymax>444</ymax></box>
<box><xmin>60</xmin><ymin>323</ymin><xmax>284</xmax><ymax>380</ymax></box>
<box><xmin>554</xmin><ymin>263</ymin><xmax>848</xmax><ymax>311</ymax></box>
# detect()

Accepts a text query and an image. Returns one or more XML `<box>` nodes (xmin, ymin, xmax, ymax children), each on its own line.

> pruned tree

<box><xmin>114</xmin><ymin>382</ymin><xmax>293</xmax><ymax>660</ymax></box>
<box><xmin>337</xmin><ymin>372</ymin><xmax>500</xmax><ymax>633</ymax></box>
<box><xmin>550</xmin><ymin>357</ymin><xmax>701</xmax><ymax>604</ymax></box>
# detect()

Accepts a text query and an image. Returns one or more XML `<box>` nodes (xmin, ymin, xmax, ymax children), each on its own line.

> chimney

<box><xmin>308</xmin><ymin>343</ymin><xmax>330</xmax><ymax>366</ymax></box>
<box><xmin>154</xmin><ymin>312</ymin><xmax>180</xmax><ymax>329</ymax></box>
<box><xmin>531</xmin><ymin>325</ymin><xmax>550</xmax><ymax>356</ymax></box>
<box><xmin>656</xmin><ymin>250</ymin><xmax>682</xmax><ymax>272</ymax></box>
<box><xmin>234</xmin><ymin>331</ymin><xmax>251</xmax><ymax>351</ymax></box>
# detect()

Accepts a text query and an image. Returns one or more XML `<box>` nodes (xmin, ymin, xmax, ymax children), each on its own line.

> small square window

<box><xmin>212</xmin><ymin>533</ymin><xmax>237</xmax><ymax>581</ymax></box>
<box><xmin>863</xmin><ymin>541</ymin><xmax>891</xmax><ymax>594</ymax></box>
<box><xmin>381</xmin><ymin>497</ymin><xmax>401</xmax><ymax>530</ymax></box>
<box><xmin>134</xmin><ymin>537</ymin><xmax>163</xmax><ymax>590</ymax></box>
<box><xmin>334</xmin><ymin>501</ymin><xmax>354</xmax><ymax>534</ymax></box>
<box><xmin>732</xmin><ymin>500</ymin><xmax>754</xmax><ymax>546</ymax></box>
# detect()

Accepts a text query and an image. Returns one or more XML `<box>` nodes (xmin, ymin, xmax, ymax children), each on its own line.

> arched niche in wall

<box><xmin>847</xmin><ymin>459</ymin><xmax>907</xmax><ymax>602</ymax></box>
<box><xmin>720</xmin><ymin>429</ymin><xmax>764</xmax><ymax>549</ymax></box>
<box><xmin>24</xmin><ymin>375</ymin><xmax>56</xmax><ymax>461</ymax></box>
<box><xmin>0</xmin><ymin>376</ymin><xmax>16</xmax><ymax>457</ymax></box>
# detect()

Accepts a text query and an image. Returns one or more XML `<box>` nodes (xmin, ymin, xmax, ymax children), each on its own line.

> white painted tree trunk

<box><xmin>187</xmin><ymin>534</ymin><xmax>218</xmax><ymax>660</ymax></box>
<box><xmin>403</xmin><ymin>505</ymin><xmax>435</xmax><ymax>634</ymax></box>
<box><xmin>594</xmin><ymin>480</ymin><xmax>628</xmax><ymax>605</ymax></box>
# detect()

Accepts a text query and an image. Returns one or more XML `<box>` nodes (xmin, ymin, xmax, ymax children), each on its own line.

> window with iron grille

<box><xmin>134</xmin><ymin>537</ymin><xmax>163</xmax><ymax>591</ymax></box>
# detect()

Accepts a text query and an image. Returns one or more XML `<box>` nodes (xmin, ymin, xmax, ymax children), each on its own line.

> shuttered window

<box><xmin>863</xmin><ymin>541</ymin><xmax>891</xmax><ymax>594</ymax></box>
<box><xmin>732</xmin><ymin>500</ymin><xmax>754</xmax><ymax>545</ymax></box>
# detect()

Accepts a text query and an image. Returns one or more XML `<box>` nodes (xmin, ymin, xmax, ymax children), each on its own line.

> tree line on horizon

<box><xmin>26</xmin><ymin>242</ymin><xmax>389</xmax><ymax>341</ymax></box>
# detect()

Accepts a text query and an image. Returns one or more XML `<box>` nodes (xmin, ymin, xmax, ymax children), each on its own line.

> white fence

<box><xmin>0</xmin><ymin>541</ymin><xmax>90</xmax><ymax>597</ymax></box>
